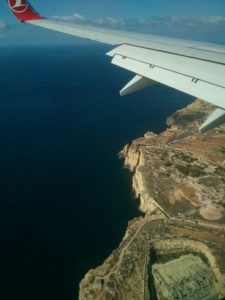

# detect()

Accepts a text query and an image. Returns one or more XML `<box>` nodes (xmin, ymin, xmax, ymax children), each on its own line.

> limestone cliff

<box><xmin>79</xmin><ymin>99</ymin><xmax>225</xmax><ymax>300</ymax></box>
<box><xmin>120</xmin><ymin>99</ymin><xmax>225</xmax><ymax>222</ymax></box>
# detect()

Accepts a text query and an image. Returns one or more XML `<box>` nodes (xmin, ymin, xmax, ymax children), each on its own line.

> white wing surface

<box><xmin>7</xmin><ymin>0</ymin><xmax>225</xmax><ymax>132</ymax></box>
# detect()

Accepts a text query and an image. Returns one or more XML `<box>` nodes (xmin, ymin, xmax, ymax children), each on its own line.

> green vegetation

<box><xmin>176</xmin><ymin>164</ymin><xmax>205</xmax><ymax>177</ymax></box>
<box><xmin>215</xmin><ymin>166</ymin><xmax>225</xmax><ymax>177</ymax></box>
<box><xmin>220</xmin><ymin>147</ymin><xmax>225</xmax><ymax>154</ymax></box>
<box><xmin>175</xmin><ymin>152</ymin><xmax>197</xmax><ymax>163</ymax></box>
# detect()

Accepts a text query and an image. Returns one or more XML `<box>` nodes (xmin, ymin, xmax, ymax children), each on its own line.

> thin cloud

<box><xmin>92</xmin><ymin>17</ymin><xmax>125</xmax><ymax>27</ymax></box>
<box><xmin>0</xmin><ymin>20</ymin><xmax>8</xmax><ymax>39</ymax></box>
<box><xmin>166</xmin><ymin>16</ymin><xmax>225</xmax><ymax>27</ymax></box>
<box><xmin>0</xmin><ymin>20</ymin><xmax>7</xmax><ymax>30</ymax></box>
<box><xmin>51</xmin><ymin>13</ymin><xmax>225</xmax><ymax>29</ymax></box>
<box><xmin>52</xmin><ymin>13</ymin><xmax>86</xmax><ymax>24</ymax></box>
<box><xmin>132</xmin><ymin>16</ymin><xmax>225</xmax><ymax>30</ymax></box>
<box><xmin>51</xmin><ymin>13</ymin><xmax>126</xmax><ymax>28</ymax></box>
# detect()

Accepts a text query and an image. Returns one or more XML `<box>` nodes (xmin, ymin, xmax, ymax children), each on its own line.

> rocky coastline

<box><xmin>79</xmin><ymin>99</ymin><xmax>225</xmax><ymax>300</ymax></box>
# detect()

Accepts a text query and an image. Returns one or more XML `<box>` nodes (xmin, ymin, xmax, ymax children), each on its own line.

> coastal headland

<box><xmin>79</xmin><ymin>99</ymin><xmax>225</xmax><ymax>300</ymax></box>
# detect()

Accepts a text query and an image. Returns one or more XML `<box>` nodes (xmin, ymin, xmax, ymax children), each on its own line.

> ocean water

<box><xmin>0</xmin><ymin>44</ymin><xmax>192</xmax><ymax>300</ymax></box>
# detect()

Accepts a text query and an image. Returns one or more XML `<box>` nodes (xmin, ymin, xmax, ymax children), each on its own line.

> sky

<box><xmin>0</xmin><ymin>0</ymin><xmax>225</xmax><ymax>46</ymax></box>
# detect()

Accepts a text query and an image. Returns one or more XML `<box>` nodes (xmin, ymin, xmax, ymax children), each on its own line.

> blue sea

<box><xmin>0</xmin><ymin>44</ymin><xmax>192</xmax><ymax>300</ymax></box>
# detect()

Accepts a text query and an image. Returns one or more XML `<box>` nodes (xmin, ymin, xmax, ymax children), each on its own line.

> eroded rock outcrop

<box><xmin>120</xmin><ymin>99</ymin><xmax>225</xmax><ymax>222</ymax></box>
<box><xmin>79</xmin><ymin>99</ymin><xmax>225</xmax><ymax>300</ymax></box>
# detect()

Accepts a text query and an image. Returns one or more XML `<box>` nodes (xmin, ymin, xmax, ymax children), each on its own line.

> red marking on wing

<box><xmin>8</xmin><ymin>0</ymin><xmax>44</xmax><ymax>22</ymax></box>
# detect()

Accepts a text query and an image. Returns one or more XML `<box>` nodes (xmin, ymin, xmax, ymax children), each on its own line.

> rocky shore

<box><xmin>79</xmin><ymin>99</ymin><xmax>225</xmax><ymax>300</ymax></box>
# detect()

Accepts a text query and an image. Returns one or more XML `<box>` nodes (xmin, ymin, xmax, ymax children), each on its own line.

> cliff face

<box><xmin>79</xmin><ymin>99</ymin><xmax>225</xmax><ymax>300</ymax></box>
<box><xmin>120</xmin><ymin>99</ymin><xmax>225</xmax><ymax>222</ymax></box>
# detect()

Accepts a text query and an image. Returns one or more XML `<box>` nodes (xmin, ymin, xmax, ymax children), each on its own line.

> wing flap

<box><xmin>107</xmin><ymin>45</ymin><xmax>225</xmax><ymax>88</ymax></box>
<box><xmin>111</xmin><ymin>52</ymin><xmax>225</xmax><ymax>109</ymax></box>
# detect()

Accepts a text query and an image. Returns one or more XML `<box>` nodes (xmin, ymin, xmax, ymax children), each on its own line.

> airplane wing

<box><xmin>7</xmin><ymin>0</ymin><xmax>225</xmax><ymax>132</ymax></box>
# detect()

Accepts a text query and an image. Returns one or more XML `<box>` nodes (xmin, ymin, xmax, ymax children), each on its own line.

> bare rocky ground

<box><xmin>79</xmin><ymin>99</ymin><xmax>225</xmax><ymax>300</ymax></box>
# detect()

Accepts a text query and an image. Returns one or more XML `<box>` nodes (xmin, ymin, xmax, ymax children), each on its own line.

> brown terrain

<box><xmin>79</xmin><ymin>99</ymin><xmax>225</xmax><ymax>300</ymax></box>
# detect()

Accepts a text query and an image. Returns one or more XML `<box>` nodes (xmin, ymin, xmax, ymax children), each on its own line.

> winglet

<box><xmin>7</xmin><ymin>0</ymin><xmax>44</xmax><ymax>22</ymax></box>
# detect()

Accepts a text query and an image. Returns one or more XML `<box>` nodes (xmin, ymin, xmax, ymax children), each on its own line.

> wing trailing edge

<box><xmin>108</xmin><ymin>45</ymin><xmax>225</xmax><ymax>109</ymax></box>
